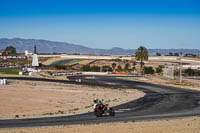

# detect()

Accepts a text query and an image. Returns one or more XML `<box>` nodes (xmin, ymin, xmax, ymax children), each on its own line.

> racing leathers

<box><xmin>93</xmin><ymin>99</ymin><xmax>104</xmax><ymax>109</ymax></box>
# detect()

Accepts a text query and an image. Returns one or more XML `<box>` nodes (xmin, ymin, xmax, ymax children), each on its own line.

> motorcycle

<box><xmin>94</xmin><ymin>104</ymin><xmax>115</xmax><ymax>117</ymax></box>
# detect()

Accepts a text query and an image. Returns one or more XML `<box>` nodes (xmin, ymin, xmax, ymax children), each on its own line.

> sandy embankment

<box><xmin>1</xmin><ymin>117</ymin><xmax>200</xmax><ymax>133</ymax></box>
<box><xmin>0</xmin><ymin>79</ymin><xmax>144</xmax><ymax>119</ymax></box>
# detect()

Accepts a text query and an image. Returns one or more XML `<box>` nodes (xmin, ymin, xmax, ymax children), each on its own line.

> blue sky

<box><xmin>0</xmin><ymin>0</ymin><xmax>200</xmax><ymax>49</ymax></box>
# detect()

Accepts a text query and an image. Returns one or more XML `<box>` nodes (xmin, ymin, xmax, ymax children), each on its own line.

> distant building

<box><xmin>184</xmin><ymin>53</ymin><xmax>197</xmax><ymax>57</ymax></box>
<box><xmin>32</xmin><ymin>54</ymin><xmax>39</xmax><ymax>67</ymax></box>
<box><xmin>182</xmin><ymin>65</ymin><xmax>200</xmax><ymax>70</ymax></box>
<box><xmin>163</xmin><ymin>65</ymin><xmax>175</xmax><ymax>80</ymax></box>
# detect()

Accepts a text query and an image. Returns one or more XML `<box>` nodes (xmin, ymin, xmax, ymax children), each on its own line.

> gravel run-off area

<box><xmin>0</xmin><ymin>79</ymin><xmax>144</xmax><ymax>119</ymax></box>
<box><xmin>0</xmin><ymin>117</ymin><xmax>200</xmax><ymax>133</ymax></box>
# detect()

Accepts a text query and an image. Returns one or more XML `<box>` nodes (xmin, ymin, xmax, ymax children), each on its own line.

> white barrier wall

<box><xmin>82</xmin><ymin>72</ymin><xmax>109</xmax><ymax>75</ymax></box>
<box><xmin>0</xmin><ymin>79</ymin><xmax>7</xmax><ymax>85</ymax></box>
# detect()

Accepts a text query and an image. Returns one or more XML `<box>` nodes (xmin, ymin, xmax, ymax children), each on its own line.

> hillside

<box><xmin>0</xmin><ymin>38</ymin><xmax>199</xmax><ymax>55</ymax></box>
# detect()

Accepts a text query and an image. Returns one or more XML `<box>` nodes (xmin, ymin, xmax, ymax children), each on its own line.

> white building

<box><xmin>32</xmin><ymin>54</ymin><xmax>39</xmax><ymax>67</ymax></box>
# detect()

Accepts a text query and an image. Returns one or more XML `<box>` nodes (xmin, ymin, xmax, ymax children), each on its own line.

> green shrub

<box><xmin>124</xmin><ymin>63</ymin><xmax>130</xmax><ymax>71</ymax></box>
<box><xmin>156</xmin><ymin>65</ymin><xmax>163</xmax><ymax>74</ymax></box>
<box><xmin>0</xmin><ymin>70</ymin><xmax>19</xmax><ymax>75</ymax></box>
<box><xmin>102</xmin><ymin>65</ymin><xmax>113</xmax><ymax>72</ymax></box>
<box><xmin>184</xmin><ymin>68</ymin><xmax>195</xmax><ymax>76</ymax></box>
<box><xmin>144</xmin><ymin>66</ymin><xmax>154</xmax><ymax>74</ymax></box>
<box><xmin>116</xmin><ymin>65</ymin><xmax>123</xmax><ymax>72</ymax></box>
<box><xmin>90</xmin><ymin>66</ymin><xmax>100</xmax><ymax>72</ymax></box>
<box><xmin>82</xmin><ymin>65</ymin><xmax>100</xmax><ymax>72</ymax></box>
<box><xmin>82</xmin><ymin>65</ymin><xmax>91</xmax><ymax>71</ymax></box>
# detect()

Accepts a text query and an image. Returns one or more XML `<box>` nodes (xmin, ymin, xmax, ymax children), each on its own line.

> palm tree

<box><xmin>135</xmin><ymin>46</ymin><xmax>148</xmax><ymax>75</ymax></box>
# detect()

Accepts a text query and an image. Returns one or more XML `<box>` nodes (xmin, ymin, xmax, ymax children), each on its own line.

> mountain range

<box><xmin>0</xmin><ymin>38</ymin><xmax>200</xmax><ymax>55</ymax></box>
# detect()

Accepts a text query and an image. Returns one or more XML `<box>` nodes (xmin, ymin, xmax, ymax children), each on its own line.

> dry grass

<box><xmin>1</xmin><ymin>117</ymin><xmax>200</xmax><ymax>133</ymax></box>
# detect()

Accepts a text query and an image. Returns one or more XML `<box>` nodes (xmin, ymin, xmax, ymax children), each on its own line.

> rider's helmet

<box><xmin>93</xmin><ymin>98</ymin><xmax>98</xmax><ymax>103</ymax></box>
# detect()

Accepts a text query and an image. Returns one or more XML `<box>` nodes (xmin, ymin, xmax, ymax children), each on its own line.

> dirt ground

<box><xmin>0</xmin><ymin>79</ymin><xmax>144</xmax><ymax>119</ymax></box>
<box><xmin>147</xmin><ymin>76</ymin><xmax>200</xmax><ymax>91</ymax></box>
<box><xmin>1</xmin><ymin>117</ymin><xmax>200</xmax><ymax>133</ymax></box>
<box><xmin>119</xmin><ymin>74</ymin><xmax>200</xmax><ymax>91</ymax></box>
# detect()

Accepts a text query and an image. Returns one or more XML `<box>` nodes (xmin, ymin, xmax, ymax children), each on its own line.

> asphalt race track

<box><xmin>0</xmin><ymin>76</ymin><xmax>200</xmax><ymax>128</ymax></box>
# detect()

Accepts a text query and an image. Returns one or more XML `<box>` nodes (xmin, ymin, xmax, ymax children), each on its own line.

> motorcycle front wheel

<box><xmin>95</xmin><ymin>110</ymin><xmax>102</xmax><ymax>117</ymax></box>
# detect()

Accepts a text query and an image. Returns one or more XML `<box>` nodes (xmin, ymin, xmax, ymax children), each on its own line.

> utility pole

<box><xmin>179</xmin><ymin>58</ymin><xmax>182</xmax><ymax>84</ymax></box>
<box><xmin>177</xmin><ymin>57</ymin><xmax>182</xmax><ymax>84</ymax></box>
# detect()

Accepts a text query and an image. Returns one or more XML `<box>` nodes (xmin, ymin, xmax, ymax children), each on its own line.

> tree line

<box><xmin>1</xmin><ymin>46</ymin><xmax>16</xmax><ymax>56</ymax></box>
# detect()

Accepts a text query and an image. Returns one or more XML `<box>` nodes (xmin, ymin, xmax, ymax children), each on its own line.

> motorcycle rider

<box><xmin>93</xmin><ymin>98</ymin><xmax>104</xmax><ymax>109</ymax></box>
<box><xmin>93</xmin><ymin>98</ymin><xmax>113</xmax><ymax>116</ymax></box>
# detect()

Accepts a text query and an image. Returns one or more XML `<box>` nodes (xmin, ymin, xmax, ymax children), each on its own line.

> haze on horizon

<box><xmin>0</xmin><ymin>0</ymin><xmax>200</xmax><ymax>49</ymax></box>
